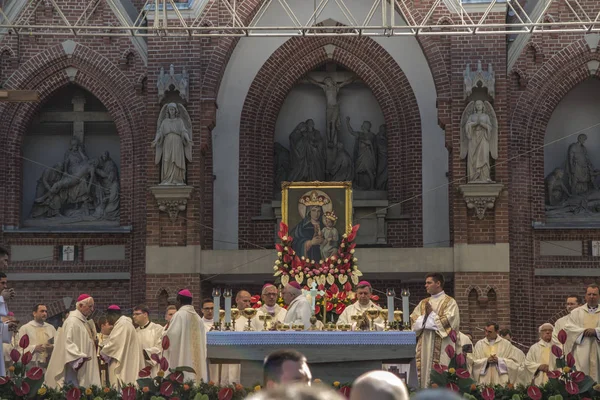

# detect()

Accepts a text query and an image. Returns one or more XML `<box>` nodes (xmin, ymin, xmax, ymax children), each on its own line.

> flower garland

<box><xmin>272</xmin><ymin>222</ymin><xmax>364</xmax><ymax>321</ymax></box>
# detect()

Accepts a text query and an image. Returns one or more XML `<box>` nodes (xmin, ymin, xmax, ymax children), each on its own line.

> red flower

<box><xmin>338</xmin><ymin>291</ymin><xmax>347</xmax><ymax>301</ymax></box>
<box><xmin>448</xmin><ymin>330</ymin><xmax>457</xmax><ymax>343</ymax></box>
<box><xmin>160</xmin><ymin>356</ymin><xmax>169</xmax><ymax>371</ymax></box>
<box><xmin>21</xmin><ymin>351</ymin><xmax>32</xmax><ymax>365</ymax></box>
<box><xmin>18</xmin><ymin>381</ymin><xmax>30</xmax><ymax>395</ymax></box>
<box><xmin>571</xmin><ymin>371</ymin><xmax>585</xmax><ymax>383</ymax></box>
<box><xmin>162</xmin><ymin>335</ymin><xmax>170</xmax><ymax>351</ymax></box>
<box><xmin>432</xmin><ymin>363</ymin><xmax>447</xmax><ymax>374</ymax></box>
<box><xmin>565</xmin><ymin>381</ymin><xmax>579</xmax><ymax>395</ymax></box>
<box><xmin>527</xmin><ymin>386</ymin><xmax>542</xmax><ymax>400</ymax></box>
<box><xmin>547</xmin><ymin>370</ymin><xmax>562</xmax><ymax>379</ymax></box>
<box><xmin>278</xmin><ymin>222</ymin><xmax>288</xmax><ymax>237</ymax></box>
<box><xmin>25</xmin><ymin>367</ymin><xmax>43</xmax><ymax>381</ymax></box>
<box><xmin>567</xmin><ymin>352</ymin><xmax>576</xmax><ymax>368</ymax></box>
<box><xmin>66</xmin><ymin>387</ymin><xmax>81</xmax><ymax>400</ymax></box>
<box><xmin>557</xmin><ymin>329</ymin><xmax>567</xmax><ymax>345</ymax></box>
<box><xmin>218</xmin><ymin>388</ymin><xmax>234</xmax><ymax>400</ymax></box>
<box><xmin>171</xmin><ymin>371</ymin><xmax>184</xmax><ymax>383</ymax></box>
<box><xmin>344</xmin><ymin>282</ymin><xmax>353</xmax><ymax>292</ymax></box>
<box><xmin>19</xmin><ymin>334</ymin><xmax>29</xmax><ymax>350</ymax></box>
<box><xmin>481</xmin><ymin>387</ymin><xmax>495</xmax><ymax>400</ymax></box>
<box><xmin>160</xmin><ymin>381</ymin><xmax>174</xmax><ymax>397</ymax></box>
<box><xmin>445</xmin><ymin>344</ymin><xmax>455</xmax><ymax>359</ymax></box>
<box><xmin>456</xmin><ymin>368</ymin><xmax>470</xmax><ymax>379</ymax></box>
<box><xmin>326</xmin><ymin>302</ymin><xmax>334</xmax><ymax>312</ymax></box>
<box><xmin>330</xmin><ymin>284</ymin><xmax>339</xmax><ymax>294</ymax></box>
<box><xmin>456</xmin><ymin>353</ymin><xmax>466</xmax><ymax>367</ymax></box>
<box><xmin>122</xmin><ymin>386</ymin><xmax>137</xmax><ymax>400</ymax></box>
<box><xmin>315</xmin><ymin>305</ymin><xmax>320</xmax><ymax>315</ymax></box>
<box><xmin>9</xmin><ymin>349</ymin><xmax>19</xmax><ymax>363</ymax></box>
<box><xmin>138</xmin><ymin>366</ymin><xmax>152</xmax><ymax>378</ymax></box>
<box><xmin>275</xmin><ymin>244</ymin><xmax>284</xmax><ymax>252</ymax></box>
<box><xmin>250</xmin><ymin>295</ymin><xmax>260</xmax><ymax>303</ymax></box>
<box><xmin>0</xmin><ymin>377</ymin><xmax>10</xmax><ymax>385</ymax></box>
<box><xmin>335</xmin><ymin>303</ymin><xmax>346</xmax><ymax>315</ymax></box>
<box><xmin>446</xmin><ymin>383</ymin><xmax>459</xmax><ymax>392</ymax></box>
<box><xmin>151</xmin><ymin>353</ymin><xmax>161</xmax><ymax>363</ymax></box>
<box><xmin>370</xmin><ymin>295</ymin><xmax>379</xmax><ymax>302</ymax></box>
<box><xmin>551</xmin><ymin>344</ymin><xmax>563</xmax><ymax>358</ymax></box>
<box><xmin>339</xmin><ymin>386</ymin><xmax>351</xmax><ymax>398</ymax></box>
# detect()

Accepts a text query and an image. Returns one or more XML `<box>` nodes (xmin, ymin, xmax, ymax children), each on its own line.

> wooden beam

<box><xmin>0</xmin><ymin>90</ymin><xmax>40</xmax><ymax>102</ymax></box>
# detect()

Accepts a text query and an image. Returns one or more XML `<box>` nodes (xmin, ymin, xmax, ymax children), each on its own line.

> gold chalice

<box><xmin>366</xmin><ymin>307</ymin><xmax>380</xmax><ymax>331</ymax></box>
<box><xmin>277</xmin><ymin>323</ymin><xmax>291</xmax><ymax>331</ymax></box>
<box><xmin>242</xmin><ymin>308</ymin><xmax>258</xmax><ymax>331</ymax></box>
<box><xmin>326</xmin><ymin>322</ymin><xmax>337</xmax><ymax>331</ymax></box>
<box><xmin>379</xmin><ymin>309</ymin><xmax>389</xmax><ymax>331</ymax></box>
<box><xmin>231</xmin><ymin>308</ymin><xmax>241</xmax><ymax>330</ymax></box>
<box><xmin>219</xmin><ymin>309</ymin><xmax>226</xmax><ymax>321</ymax></box>
<box><xmin>393</xmin><ymin>310</ymin><xmax>403</xmax><ymax>330</ymax></box>
<box><xmin>351</xmin><ymin>314</ymin><xmax>366</xmax><ymax>331</ymax></box>
<box><xmin>259</xmin><ymin>313</ymin><xmax>273</xmax><ymax>331</ymax></box>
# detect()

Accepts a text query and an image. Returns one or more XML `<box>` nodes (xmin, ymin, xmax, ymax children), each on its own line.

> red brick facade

<box><xmin>0</xmin><ymin>0</ymin><xmax>598</xmax><ymax>346</ymax></box>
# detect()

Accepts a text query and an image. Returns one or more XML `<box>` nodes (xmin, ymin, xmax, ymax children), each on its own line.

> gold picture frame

<box><xmin>281</xmin><ymin>181</ymin><xmax>353</xmax><ymax>240</ymax></box>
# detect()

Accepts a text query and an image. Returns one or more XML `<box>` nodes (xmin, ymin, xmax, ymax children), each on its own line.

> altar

<box><xmin>207</xmin><ymin>331</ymin><xmax>417</xmax><ymax>387</ymax></box>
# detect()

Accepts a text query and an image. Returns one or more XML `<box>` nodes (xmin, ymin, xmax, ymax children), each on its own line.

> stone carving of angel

<box><xmin>153</xmin><ymin>103</ymin><xmax>193</xmax><ymax>185</ymax></box>
<box><xmin>460</xmin><ymin>100</ymin><xmax>498</xmax><ymax>183</ymax></box>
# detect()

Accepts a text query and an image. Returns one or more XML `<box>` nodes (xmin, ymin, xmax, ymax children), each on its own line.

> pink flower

<box><xmin>565</xmin><ymin>381</ymin><xmax>579</xmax><ymax>395</ymax></box>
<box><xmin>448</xmin><ymin>330</ymin><xmax>457</xmax><ymax>343</ymax></box>
<box><xmin>527</xmin><ymin>386</ymin><xmax>542</xmax><ymax>400</ymax></box>
<box><xmin>433</xmin><ymin>363</ymin><xmax>445</xmax><ymax>374</ymax></box>
<box><xmin>446</xmin><ymin>383</ymin><xmax>459</xmax><ymax>392</ymax></box>
<box><xmin>547</xmin><ymin>370</ymin><xmax>562</xmax><ymax>379</ymax></box>
<box><xmin>567</xmin><ymin>352</ymin><xmax>576</xmax><ymax>368</ymax></box>
<box><xmin>557</xmin><ymin>329</ymin><xmax>567</xmax><ymax>345</ymax></box>
<box><xmin>571</xmin><ymin>371</ymin><xmax>585</xmax><ymax>383</ymax></box>
<box><xmin>456</xmin><ymin>368</ymin><xmax>470</xmax><ymax>379</ymax></box>
<box><xmin>481</xmin><ymin>387</ymin><xmax>495</xmax><ymax>400</ymax></box>
<box><xmin>445</xmin><ymin>344</ymin><xmax>455</xmax><ymax>359</ymax></box>
<box><xmin>456</xmin><ymin>353</ymin><xmax>466</xmax><ymax>367</ymax></box>
<box><xmin>551</xmin><ymin>344</ymin><xmax>563</xmax><ymax>358</ymax></box>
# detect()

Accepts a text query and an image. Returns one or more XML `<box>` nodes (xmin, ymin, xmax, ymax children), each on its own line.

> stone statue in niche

<box><xmin>460</xmin><ymin>100</ymin><xmax>498</xmax><ymax>183</ymax></box>
<box><xmin>566</xmin><ymin>134</ymin><xmax>600</xmax><ymax>195</ymax></box>
<box><xmin>346</xmin><ymin>117</ymin><xmax>377</xmax><ymax>191</ymax></box>
<box><xmin>288</xmin><ymin>119</ymin><xmax>327</xmax><ymax>182</ymax></box>
<box><xmin>545</xmin><ymin>168</ymin><xmax>571</xmax><ymax>206</ymax></box>
<box><xmin>274</xmin><ymin>143</ymin><xmax>290</xmax><ymax>192</ymax></box>
<box><xmin>153</xmin><ymin>103</ymin><xmax>193</xmax><ymax>185</ymax></box>
<box><xmin>28</xmin><ymin>137</ymin><xmax>121</xmax><ymax>224</ymax></box>
<box><xmin>328</xmin><ymin>142</ymin><xmax>353</xmax><ymax>182</ymax></box>
<box><xmin>375</xmin><ymin>124</ymin><xmax>388</xmax><ymax>191</ymax></box>
<box><xmin>307</xmin><ymin>75</ymin><xmax>356</xmax><ymax>147</ymax></box>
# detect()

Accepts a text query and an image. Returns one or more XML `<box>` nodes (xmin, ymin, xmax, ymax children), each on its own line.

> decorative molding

<box><xmin>157</xmin><ymin>64</ymin><xmax>189</xmax><ymax>104</ymax></box>
<box><xmin>458</xmin><ymin>183</ymin><xmax>503</xmax><ymax>219</ymax></box>
<box><xmin>464</xmin><ymin>60</ymin><xmax>496</xmax><ymax>99</ymax></box>
<box><xmin>150</xmin><ymin>185</ymin><xmax>193</xmax><ymax>222</ymax></box>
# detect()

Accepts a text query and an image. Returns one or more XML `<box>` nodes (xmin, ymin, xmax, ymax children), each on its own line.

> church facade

<box><xmin>0</xmin><ymin>0</ymin><xmax>599</xmax><ymax>345</ymax></box>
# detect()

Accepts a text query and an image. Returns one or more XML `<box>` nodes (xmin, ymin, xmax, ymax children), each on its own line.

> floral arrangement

<box><xmin>429</xmin><ymin>329</ymin><xmax>477</xmax><ymax>393</ymax></box>
<box><xmin>273</xmin><ymin>222</ymin><xmax>364</xmax><ymax>322</ymax></box>
<box><xmin>0</xmin><ymin>334</ymin><xmax>45</xmax><ymax>398</ymax></box>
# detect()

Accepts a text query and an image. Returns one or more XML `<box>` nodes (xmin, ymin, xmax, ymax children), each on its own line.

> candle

<box><xmin>401</xmin><ymin>288</ymin><xmax>410</xmax><ymax>326</ymax></box>
<box><xmin>386</xmin><ymin>288</ymin><xmax>395</xmax><ymax>323</ymax></box>
<box><xmin>224</xmin><ymin>288</ymin><xmax>232</xmax><ymax>324</ymax></box>
<box><xmin>212</xmin><ymin>288</ymin><xmax>221</xmax><ymax>321</ymax></box>
<box><xmin>309</xmin><ymin>282</ymin><xmax>318</xmax><ymax>316</ymax></box>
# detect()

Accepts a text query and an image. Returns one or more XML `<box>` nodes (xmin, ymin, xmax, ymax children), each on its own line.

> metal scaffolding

<box><xmin>0</xmin><ymin>0</ymin><xmax>599</xmax><ymax>37</ymax></box>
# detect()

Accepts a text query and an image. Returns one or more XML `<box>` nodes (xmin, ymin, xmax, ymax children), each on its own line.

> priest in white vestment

<box><xmin>472</xmin><ymin>322</ymin><xmax>522</xmax><ymax>386</ymax></box>
<box><xmin>45</xmin><ymin>294</ymin><xmax>101</xmax><ymax>389</ymax></box>
<box><xmin>100</xmin><ymin>305</ymin><xmax>145</xmax><ymax>389</ymax></box>
<box><xmin>553</xmin><ymin>295</ymin><xmax>582</xmax><ymax>354</ymax></box>
<box><xmin>564</xmin><ymin>284</ymin><xmax>600</xmax><ymax>382</ymax></box>
<box><xmin>499</xmin><ymin>329</ymin><xmax>526</xmax><ymax>384</ymax></box>
<box><xmin>283</xmin><ymin>282</ymin><xmax>311</xmax><ymax>329</ymax></box>
<box><xmin>162</xmin><ymin>289</ymin><xmax>208</xmax><ymax>384</ymax></box>
<box><xmin>0</xmin><ymin>273</ymin><xmax>18</xmax><ymax>377</ymax></box>
<box><xmin>252</xmin><ymin>284</ymin><xmax>287</xmax><ymax>331</ymax></box>
<box><xmin>338</xmin><ymin>281</ymin><xmax>383</xmax><ymax>330</ymax></box>
<box><xmin>17</xmin><ymin>304</ymin><xmax>56</xmax><ymax>369</ymax></box>
<box><xmin>520</xmin><ymin>323</ymin><xmax>557</xmax><ymax>386</ymax></box>
<box><xmin>133</xmin><ymin>304</ymin><xmax>164</xmax><ymax>376</ymax></box>
<box><xmin>410</xmin><ymin>273</ymin><xmax>459</xmax><ymax>388</ymax></box>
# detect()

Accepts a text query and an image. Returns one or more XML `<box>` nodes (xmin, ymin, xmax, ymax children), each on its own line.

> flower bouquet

<box><xmin>0</xmin><ymin>334</ymin><xmax>44</xmax><ymax>398</ymax></box>
<box><xmin>429</xmin><ymin>330</ymin><xmax>477</xmax><ymax>393</ymax></box>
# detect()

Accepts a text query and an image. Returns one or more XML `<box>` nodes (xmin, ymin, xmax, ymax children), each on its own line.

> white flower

<box><xmin>273</xmin><ymin>266</ymin><xmax>279</xmax><ymax>271</ymax></box>
<box><xmin>282</xmin><ymin>235</ymin><xmax>288</xmax><ymax>241</ymax></box>
<box><xmin>275</xmin><ymin>260</ymin><xmax>281</xmax><ymax>265</ymax></box>
<box><xmin>350</xmin><ymin>249</ymin><xmax>355</xmax><ymax>254</ymax></box>
<box><xmin>277</xmin><ymin>252</ymin><xmax>282</xmax><ymax>257</ymax></box>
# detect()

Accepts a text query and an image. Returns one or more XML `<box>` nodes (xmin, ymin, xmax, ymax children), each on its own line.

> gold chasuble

<box><xmin>472</xmin><ymin>336</ymin><xmax>521</xmax><ymax>386</ymax></box>
<box><xmin>564</xmin><ymin>306</ymin><xmax>600</xmax><ymax>382</ymax></box>
<box><xmin>410</xmin><ymin>291</ymin><xmax>459</xmax><ymax>388</ymax></box>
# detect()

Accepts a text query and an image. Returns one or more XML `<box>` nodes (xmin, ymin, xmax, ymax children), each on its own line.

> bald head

<box><xmin>236</xmin><ymin>290</ymin><xmax>252</xmax><ymax>309</ymax></box>
<box><xmin>350</xmin><ymin>371</ymin><xmax>409</xmax><ymax>400</ymax></box>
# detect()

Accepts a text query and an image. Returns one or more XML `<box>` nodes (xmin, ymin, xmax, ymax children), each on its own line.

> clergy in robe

<box><xmin>17</xmin><ymin>304</ymin><xmax>56</xmax><ymax>369</ymax></box>
<box><xmin>283</xmin><ymin>282</ymin><xmax>311</xmax><ymax>329</ymax></box>
<box><xmin>553</xmin><ymin>294</ymin><xmax>582</xmax><ymax>354</ymax></box>
<box><xmin>499</xmin><ymin>329</ymin><xmax>526</xmax><ymax>384</ymax></box>
<box><xmin>472</xmin><ymin>322</ymin><xmax>522</xmax><ymax>386</ymax></box>
<box><xmin>338</xmin><ymin>281</ymin><xmax>384</xmax><ymax>330</ymax></box>
<box><xmin>252</xmin><ymin>284</ymin><xmax>287</xmax><ymax>331</ymax></box>
<box><xmin>564</xmin><ymin>284</ymin><xmax>600</xmax><ymax>382</ymax></box>
<box><xmin>0</xmin><ymin>272</ymin><xmax>18</xmax><ymax>377</ymax></box>
<box><xmin>520</xmin><ymin>323</ymin><xmax>557</xmax><ymax>386</ymax></box>
<box><xmin>410</xmin><ymin>273</ymin><xmax>459</xmax><ymax>388</ymax></box>
<box><xmin>163</xmin><ymin>289</ymin><xmax>208</xmax><ymax>384</ymax></box>
<box><xmin>100</xmin><ymin>305</ymin><xmax>145</xmax><ymax>389</ymax></box>
<box><xmin>458</xmin><ymin>331</ymin><xmax>474</xmax><ymax>375</ymax></box>
<box><xmin>133</xmin><ymin>304</ymin><xmax>164</xmax><ymax>376</ymax></box>
<box><xmin>45</xmin><ymin>294</ymin><xmax>100</xmax><ymax>389</ymax></box>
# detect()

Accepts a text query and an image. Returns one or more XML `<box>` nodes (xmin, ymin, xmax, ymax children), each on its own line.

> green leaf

<box><xmin>457</xmin><ymin>377</ymin><xmax>477</xmax><ymax>393</ymax></box>
<box><xmin>193</xmin><ymin>394</ymin><xmax>209</xmax><ymax>400</ymax></box>
<box><xmin>578</xmin><ymin>376</ymin><xmax>595</xmax><ymax>394</ymax></box>
<box><xmin>511</xmin><ymin>395</ymin><xmax>522</xmax><ymax>400</ymax></box>
<box><xmin>137</xmin><ymin>377</ymin><xmax>156</xmax><ymax>389</ymax></box>
<box><xmin>555</xmin><ymin>359</ymin><xmax>565</xmax><ymax>369</ymax></box>
<box><xmin>24</xmin><ymin>377</ymin><xmax>43</xmax><ymax>399</ymax></box>
<box><xmin>174</xmin><ymin>366</ymin><xmax>196</xmax><ymax>373</ymax></box>
<box><xmin>429</xmin><ymin>371</ymin><xmax>447</xmax><ymax>387</ymax></box>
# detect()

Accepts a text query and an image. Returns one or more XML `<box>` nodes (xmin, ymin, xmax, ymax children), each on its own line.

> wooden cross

<box><xmin>0</xmin><ymin>89</ymin><xmax>39</xmax><ymax>102</ymax></box>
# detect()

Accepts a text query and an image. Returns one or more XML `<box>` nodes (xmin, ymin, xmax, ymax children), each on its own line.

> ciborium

<box><xmin>231</xmin><ymin>308</ymin><xmax>241</xmax><ymax>330</ymax></box>
<box><xmin>379</xmin><ymin>309</ymin><xmax>389</xmax><ymax>331</ymax></box>
<box><xmin>393</xmin><ymin>310</ymin><xmax>403</xmax><ymax>330</ymax></box>
<box><xmin>351</xmin><ymin>313</ymin><xmax>366</xmax><ymax>331</ymax></box>
<box><xmin>366</xmin><ymin>307</ymin><xmax>380</xmax><ymax>331</ymax></box>
<box><xmin>259</xmin><ymin>313</ymin><xmax>273</xmax><ymax>330</ymax></box>
<box><xmin>242</xmin><ymin>308</ymin><xmax>258</xmax><ymax>331</ymax></box>
<box><xmin>308</xmin><ymin>315</ymin><xmax>319</xmax><ymax>331</ymax></box>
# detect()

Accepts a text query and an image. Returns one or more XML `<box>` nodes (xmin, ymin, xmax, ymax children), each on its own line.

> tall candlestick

<box><xmin>386</xmin><ymin>288</ymin><xmax>395</xmax><ymax>323</ymax></box>
<box><xmin>401</xmin><ymin>288</ymin><xmax>410</xmax><ymax>326</ymax></box>
<box><xmin>212</xmin><ymin>288</ymin><xmax>221</xmax><ymax>321</ymax></box>
<box><xmin>309</xmin><ymin>282</ymin><xmax>318</xmax><ymax>316</ymax></box>
<box><xmin>224</xmin><ymin>288</ymin><xmax>232</xmax><ymax>324</ymax></box>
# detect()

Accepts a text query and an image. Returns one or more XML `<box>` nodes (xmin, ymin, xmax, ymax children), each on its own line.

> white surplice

<box><xmin>472</xmin><ymin>336</ymin><xmax>522</xmax><ymax>386</ymax></box>
<box><xmin>163</xmin><ymin>305</ymin><xmax>208</xmax><ymax>384</ymax></box>
<box><xmin>17</xmin><ymin>320</ymin><xmax>57</xmax><ymax>368</ymax></box>
<box><xmin>45</xmin><ymin>310</ymin><xmax>100</xmax><ymax>389</ymax></box>
<box><xmin>283</xmin><ymin>295</ymin><xmax>311</xmax><ymax>329</ymax></box>
<box><xmin>520</xmin><ymin>339</ymin><xmax>556</xmax><ymax>386</ymax></box>
<box><xmin>338</xmin><ymin>301</ymin><xmax>384</xmax><ymax>329</ymax></box>
<box><xmin>553</xmin><ymin>314</ymin><xmax>577</xmax><ymax>355</ymax></box>
<box><xmin>136</xmin><ymin>321</ymin><xmax>164</xmax><ymax>376</ymax></box>
<box><xmin>564</xmin><ymin>305</ymin><xmax>600</xmax><ymax>382</ymax></box>
<box><xmin>252</xmin><ymin>305</ymin><xmax>287</xmax><ymax>331</ymax></box>
<box><xmin>100</xmin><ymin>316</ymin><xmax>145</xmax><ymax>389</ymax></box>
<box><xmin>0</xmin><ymin>296</ymin><xmax>13</xmax><ymax>377</ymax></box>
<box><xmin>410</xmin><ymin>291</ymin><xmax>460</xmax><ymax>388</ymax></box>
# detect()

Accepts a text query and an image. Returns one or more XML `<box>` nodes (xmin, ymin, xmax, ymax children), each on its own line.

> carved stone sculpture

<box><xmin>153</xmin><ymin>103</ymin><xmax>193</xmax><ymax>185</ymax></box>
<box><xmin>464</xmin><ymin>61</ymin><xmax>495</xmax><ymax>100</ymax></box>
<box><xmin>545</xmin><ymin>168</ymin><xmax>571</xmax><ymax>206</ymax></box>
<box><xmin>347</xmin><ymin>117</ymin><xmax>377</xmax><ymax>190</ymax></box>
<box><xmin>375</xmin><ymin>124</ymin><xmax>388</xmax><ymax>191</ymax></box>
<box><xmin>328</xmin><ymin>142</ymin><xmax>353</xmax><ymax>182</ymax></box>
<box><xmin>566</xmin><ymin>134</ymin><xmax>599</xmax><ymax>195</ymax></box>
<box><xmin>274</xmin><ymin>142</ymin><xmax>290</xmax><ymax>192</ymax></box>
<box><xmin>288</xmin><ymin>119</ymin><xmax>326</xmax><ymax>182</ymax></box>
<box><xmin>92</xmin><ymin>151</ymin><xmax>120</xmax><ymax>220</ymax></box>
<box><xmin>460</xmin><ymin>100</ymin><xmax>498</xmax><ymax>183</ymax></box>
<box><xmin>157</xmin><ymin>65</ymin><xmax>189</xmax><ymax>104</ymax></box>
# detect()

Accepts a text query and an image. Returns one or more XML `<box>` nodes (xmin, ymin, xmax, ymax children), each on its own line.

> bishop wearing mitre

<box><xmin>17</xmin><ymin>304</ymin><xmax>56</xmax><ymax>369</ymax></box>
<box><xmin>410</xmin><ymin>273</ymin><xmax>459</xmax><ymax>388</ymax></box>
<box><xmin>252</xmin><ymin>284</ymin><xmax>287</xmax><ymax>331</ymax></box>
<box><xmin>520</xmin><ymin>323</ymin><xmax>557</xmax><ymax>386</ymax></box>
<box><xmin>472</xmin><ymin>322</ymin><xmax>522</xmax><ymax>386</ymax></box>
<box><xmin>100</xmin><ymin>305</ymin><xmax>145</xmax><ymax>389</ymax></box>
<box><xmin>45</xmin><ymin>294</ymin><xmax>101</xmax><ymax>389</ymax></box>
<box><xmin>163</xmin><ymin>289</ymin><xmax>208</xmax><ymax>383</ymax></box>
<box><xmin>564</xmin><ymin>284</ymin><xmax>600</xmax><ymax>382</ymax></box>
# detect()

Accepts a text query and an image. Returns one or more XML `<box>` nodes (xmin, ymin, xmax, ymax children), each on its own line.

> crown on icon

<box><xmin>324</xmin><ymin>211</ymin><xmax>338</xmax><ymax>222</ymax></box>
<box><xmin>299</xmin><ymin>190</ymin><xmax>331</xmax><ymax>207</ymax></box>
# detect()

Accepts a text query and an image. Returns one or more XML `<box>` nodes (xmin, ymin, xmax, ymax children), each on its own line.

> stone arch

<box><xmin>436</xmin><ymin>16</ymin><xmax>455</xmax><ymax>25</ymax></box>
<box><xmin>464</xmin><ymin>285</ymin><xmax>483</xmax><ymax>299</ymax></box>
<box><xmin>510</xmin><ymin>67</ymin><xmax>528</xmax><ymax>89</ymax></box>
<box><xmin>0</xmin><ymin>41</ymin><xmax>145</xmax><ymax>227</ymax></box>
<box><xmin>201</xmin><ymin>0</ymin><xmax>451</xmax><ymax>103</ymax></box>
<box><xmin>120</xmin><ymin>48</ymin><xmax>136</xmax><ymax>69</ymax></box>
<box><xmin>156</xmin><ymin>288</ymin><xmax>170</xmax><ymax>311</ymax></box>
<box><xmin>237</xmin><ymin>37</ymin><xmax>423</xmax><ymax>247</ymax></box>
<box><xmin>524</xmin><ymin>41</ymin><xmax>544</xmax><ymax>64</ymax></box>
<box><xmin>0</xmin><ymin>46</ymin><xmax>15</xmax><ymax>59</ymax></box>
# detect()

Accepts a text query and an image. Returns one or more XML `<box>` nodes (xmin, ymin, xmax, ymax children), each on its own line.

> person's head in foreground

<box><xmin>248</xmin><ymin>382</ymin><xmax>343</xmax><ymax>400</ymax></box>
<box><xmin>412</xmin><ymin>388</ymin><xmax>464</xmax><ymax>400</ymax></box>
<box><xmin>349</xmin><ymin>370</ymin><xmax>409</xmax><ymax>400</ymax></box>
<box><xmin>263</xmin><ymin>349</ymin><xmax>311</xmax><ymax>388</ymax></box>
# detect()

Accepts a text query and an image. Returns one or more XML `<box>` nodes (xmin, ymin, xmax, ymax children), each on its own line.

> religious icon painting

<box><xmin>281</xmin><ymin>181</ymin><xmax>352</xmax><ymax>264</ymax></box>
